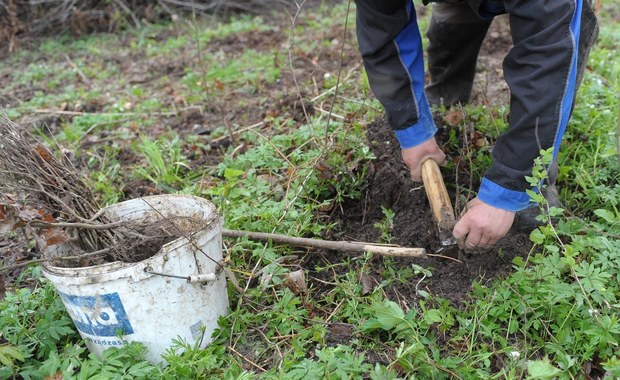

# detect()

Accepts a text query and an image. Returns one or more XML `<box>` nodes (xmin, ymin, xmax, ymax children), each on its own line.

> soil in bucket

<box><xmin>42</xmin><ymin>195</ymin><xmax>229</xmax><ymax>364</ymax></box>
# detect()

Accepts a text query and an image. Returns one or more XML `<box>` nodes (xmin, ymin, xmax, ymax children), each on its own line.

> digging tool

<box><xmin>421</xmin><ymin>159</ymin><xmax>459</xmax><ymax>257</ymax></box>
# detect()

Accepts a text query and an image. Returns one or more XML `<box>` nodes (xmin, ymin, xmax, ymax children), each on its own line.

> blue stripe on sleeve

<box><xmin>478</xmin><ymin>178</ymin><xmax>532</xmax><ymax>212</ymax></box>
<box><xmin>392</xmin><ymin>1</ymin><xmax>437</xmax><ymax>149</ymax></box>
<box><xmin>552</xmin><ymin>0</ymin><xmax>582</xmax><ymax>159</ymax></box>
<box><xmin>393</xmin><ymin>94</ymin><xmax>437</xmax><ymax>148</ymax></box>
<box><xmin>393</xmin><ymin>1</ymin><xmax>426</xmax><ymax>109</ymax></box>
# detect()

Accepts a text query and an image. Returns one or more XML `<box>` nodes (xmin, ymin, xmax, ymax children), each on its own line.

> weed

<box><xmin>181</xmin><ymin>48</ymin><xmax>281</xmax><ymax>98</ymax></box>
<box><xmin>0</xmin><ymin>273</ymin><xmax>79</xmax><ymax>379</ymax></box>
<box><xmin>280</xmin><ymin>345</ymin><xmax>372</xmax><ymax>379</ymax></box>
<box><xmin>160</xmin><ymin>339</ymin><xmax>238</xmax><ymax>379</ymax></box>
<box><xmin>373</xmin><ymin>206</ymin><xmax>395</xmax><ymax>244</ymax></box>
<box><xmin>87</xmin><ymin>146</ymin><xmax>124</xmax><ymax>205</ymax></box>
<box><xmin>134</xmin><ymin>135</ymin><xmax>192</xmax><ymax>191</ymax></box>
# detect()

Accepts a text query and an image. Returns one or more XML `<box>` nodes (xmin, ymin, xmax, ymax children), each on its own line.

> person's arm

<box><xmin>479</xmin><ymin>0</ymin><xmax>594</xmax><ymax>210</ymax></box>
<box><xmin>355</xmin><ymin>0</ymin><xmax>444</xmax><ymax>179</ymax></box>
<box><xmin>455</xmin><ymin>0</ymin><xmax>598</xmax><ymax>248</ymax></box>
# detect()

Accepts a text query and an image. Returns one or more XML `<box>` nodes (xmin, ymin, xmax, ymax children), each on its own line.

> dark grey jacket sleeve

<box><xmin>478</xmin><ymin>0</ymin><xmax>598</xmax><ymax>210</ymax></box>
<box><xmin>355</xmin><ymin>0</ymin><xmax>437</xmax><ymax>149</ymax></box>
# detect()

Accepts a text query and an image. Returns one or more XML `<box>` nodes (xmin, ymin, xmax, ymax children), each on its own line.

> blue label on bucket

<box><xmin>59</xmin><ymin>292</ymin><xmax>134</xmax><ymax>337</ymax></box>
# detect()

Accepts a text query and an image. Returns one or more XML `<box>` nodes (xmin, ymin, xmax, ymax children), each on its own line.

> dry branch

<box><xmin>0</xmin><ymin>115</ymin><xmax>117</xmax><ymax>256</ymax></box>
<box><xmin>0</xmin><ymin>248</ymin><xmax>112</xmax><ymax>272</ymax></box>
<box><xmin>0</xmin><ymin>116</ymin><xmax>188</xmax><ymax>265</ymax></box>
<box><xmin>222</xmin><ymin>229</ymin><xmax>427</xmax><ymax>258</ymax></box>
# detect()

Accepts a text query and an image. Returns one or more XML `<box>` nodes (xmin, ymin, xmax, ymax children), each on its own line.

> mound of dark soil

<box><xmin>322</xmin><ymin>116</ymin><xmax>532</xmax><ymax>305</ymax></box>
<box><xmin>311</xmin><ymin>15</ymin><xmax>532</xmax><ymax>306</ymax></box>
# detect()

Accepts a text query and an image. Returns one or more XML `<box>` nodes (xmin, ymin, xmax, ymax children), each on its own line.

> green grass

<box><xmin>1</xmin><ymin>2</ymin><xmax>619</xmax><ymax>379</ymax></box>
<box><xmin>134</xmin><ymin>134</ymin><xmax>194</xmax><ymax>192</ymax></box>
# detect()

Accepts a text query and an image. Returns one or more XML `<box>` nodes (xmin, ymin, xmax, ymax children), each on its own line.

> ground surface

<box><xmin>0</xmin><ymin>8</ymin><xmax>529</xmax><ymax>302</ymax></box>
<box><xmin>2</xmin><ymin>3</ymin><xmax>619</xmax><ymax>377</ymax></box>
<box><xmin>329</xmin><ymin>115</ymin><xmax>532</xmax><ymax>306</ymax></box>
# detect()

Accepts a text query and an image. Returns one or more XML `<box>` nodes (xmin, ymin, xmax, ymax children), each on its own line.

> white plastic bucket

<box><xmin>42</xmin><ymin>195</ymin><xmax>229</xmax><ymax>363</ymax></box>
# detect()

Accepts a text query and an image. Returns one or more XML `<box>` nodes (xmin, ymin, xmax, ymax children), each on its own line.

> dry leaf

<box><xmin>44</xmin><ymin>372</ymin><xmax>64</xmax><ymax>380</ymax></box>
<box><xmin>470</xmin><ymin>130</ymin><xmax>484</xmax><ymax>141</ymax></box>
<box><xmin>214</xmin><ymin>79</ymin><xmax>225</xmax><ymax>90</ymax></box>
<box><xmin>259</xmin><ymin>272</ymin><xmax>273</xmax><ymax>288</ymax></box>
<box><xmin>475</xmin><ymin>137</ymin><xmax>488</xmax><ymax>148</ymax></box>
<box><xmin>315</xmin><ymin>161</ymin><xmax>333</xmax><ymax>179</ymax></box>
<box><xmin>0</xmin><ymin>206</ymin><xmax>18</xmax><ymax>234</ymax></box>
<box><xmin>318</xmin><ymin>201</ymin><xmax>335</xmax><ymax>213</ymax></box>
<box><xmin>17</xmin><ymin>207</ymin><xmax>44</xmax><ymax>222</ymax></box>
<box><xmin>41</xmin><ymin>228</ymin><xmax>70</xmax><ymax>246</ymax></box>
<box><xmin>283</xmin><ymin>269</ymin><xmax>307</xmax><ymax>295</ymax></box>
<box><xmin>360</xmin><ymin>274</ymin><xmax>375</xmax><ymax>296</ymax></box>
<box><xmin>0</xmin><ymin>201</ymin><xmax>61</xmax><ymax>236</ymax></box>
<box><xmin>444</xmin><ymin>109</ymin><xmax>464</xmax><ymax>127</ymax></box>
<box><xmin>35</xmin><ymin>145</ymin><xmax>53</xmax><ymax>162</ymax></box>
<box><xmin>264</xmin><ymin>109</ymin><xmax>279</xmax><ymax>119</ymax></box>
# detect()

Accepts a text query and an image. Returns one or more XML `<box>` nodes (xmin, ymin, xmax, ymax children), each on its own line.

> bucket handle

<box><xmin>144</xmin><ymin>269</ymin><xmax>218</xmax><ymax>284</ymax></box>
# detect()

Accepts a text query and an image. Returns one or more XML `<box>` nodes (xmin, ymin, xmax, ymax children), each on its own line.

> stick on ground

<box><xmin>222</xmin><ymin>229</ymin><xmax>426</xmax><ymax>258</ymax></box>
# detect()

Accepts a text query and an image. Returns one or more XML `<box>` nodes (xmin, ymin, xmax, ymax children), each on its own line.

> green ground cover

<box><xmin>1</xmin><ymin>2</ymin><xmax>619</xmax><ymax>379</ymax></box>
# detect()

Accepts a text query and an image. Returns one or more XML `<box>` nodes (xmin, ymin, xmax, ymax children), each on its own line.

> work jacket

<box><xmin>355</xmin><ymin>0</ymin><xmax>599</xmax><ymax>211</ymax></box>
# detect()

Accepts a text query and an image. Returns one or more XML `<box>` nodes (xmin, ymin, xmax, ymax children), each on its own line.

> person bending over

<box><xmin>354</xmin><ymin>0</ymin><xmax>598</xmax><ymax>249</ymax></box>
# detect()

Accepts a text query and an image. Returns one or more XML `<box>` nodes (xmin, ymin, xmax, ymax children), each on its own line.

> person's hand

<box><xmin>401</xmin><ymin>137</ymin><xmax>446</xmax><ymax>182</ymax></box>
<box><xmin>453</xmin><ymin>198</ymin><xmax>515</xmax><ymax>249</ymax></box>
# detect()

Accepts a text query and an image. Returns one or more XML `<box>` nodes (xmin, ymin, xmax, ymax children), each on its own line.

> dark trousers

<box><xmin>354</xmin><ymin>0</ymin><xmax>599</xmax><ymax>209</ymax></box>
<box><xmin>426</xmin><ymin>0</ymin><xmax>599</xmax><ymax>108</ymax></box>
<box><xmin>425</xmin><ymin>0</ymin><xmax>598</xmax><ymax>190</ymax></box>
<box><xmin>425</xmin><ymin>1</ymin><xmax>492</xmax><ymax>106</ymax></box>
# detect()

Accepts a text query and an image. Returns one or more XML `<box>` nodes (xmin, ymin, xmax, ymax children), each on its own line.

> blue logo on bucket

<box><xmin>59</xmin><ymin>292</ymin><xmax>134</xmax><ymax>337</ymax></box>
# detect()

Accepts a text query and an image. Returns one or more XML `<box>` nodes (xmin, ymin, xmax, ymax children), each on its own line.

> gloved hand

<box><xmin>453</xmin><ymin>197</ymin><xmax>515</xmax><ymax>249</ymax></box>
<box><xmin>401</xmin><ymin>137</ymin><xmax>446</xmax><ymax>182</ymax></box>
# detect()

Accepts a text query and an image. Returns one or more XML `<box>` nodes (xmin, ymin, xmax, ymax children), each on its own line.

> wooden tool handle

<box><xmin>421</xmin><ymin>159</ymin><xmax>456</xmax><ymax>227</ymax></box>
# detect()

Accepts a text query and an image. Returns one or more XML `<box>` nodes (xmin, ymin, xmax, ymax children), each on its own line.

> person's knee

<box><xmin>355</xmin><ymin>0</ymin><xmax>407</xmax><ymax>15</ymax></box>
<box><xmin>431</xmin><ymin>1</ymin><xmax>479</xmax><ymax>24</ymax></box>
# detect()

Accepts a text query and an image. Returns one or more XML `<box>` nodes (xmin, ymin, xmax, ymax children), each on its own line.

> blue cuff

<box><xmin>393</xmin><ymin>95</ymin><xmax>437</xmax><ymax>149</ymax></box>
<box><xmin>477</xmin><ymin>178</ymin><xmax>531</xmax><ymax>212</ymax></box>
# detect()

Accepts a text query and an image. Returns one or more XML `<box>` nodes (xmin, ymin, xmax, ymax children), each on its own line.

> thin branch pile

<box><xmin>0</xmin><ymin>116</ymin><xmax>187</xmax><ymax>268</ymax></box>
<box><xmin>0</xmin><ymin>116</ymin><xmax>115</xmax><ymax>251</ymax></box>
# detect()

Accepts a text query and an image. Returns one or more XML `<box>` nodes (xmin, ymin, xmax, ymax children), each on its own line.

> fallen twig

<box><xmin>222</xmin><ymin>229</ymin><xmax>426</xmax><ymax>258</ymax></box>
<box><xmin>211</xmin><ymin>121</ymin><xmax>265</xmax><ymax>143</ymax></box>
<box><xmin>64</xmin><ymin>54</ymin><xmax>92</xmax><ymax>87</ymax></box>
<box><xmin>313</xmin><ymin>106</ymin><xmax>345</xmax><ymax>120</ymax></box>
<box><xmin>309</xmin><ymin>63</ymin><xmax>361</xmax><ymax>103</ymax></box>
<box><xmin>0</xmin><ymin>248</ymin><xmax>112</xmax><ymax>272</ymax></box>
<box><xmin>426</xmin><ymin>253</ymin><xmax>462</xmax><ymax>263</ymax></box>
<box><xmin>29</xmin><ymin>220</ymin><xmax>126</xmax><ymax>230</ymax></box>
<box><xmin>227</xmin><ymin>345</ymin><xmax>266</xmax><ymax>372</ymax></box>
<box><xmin>31</xmin><ymin>109</ymin><xmax>182</xmax><ymax>116</ymax></box>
